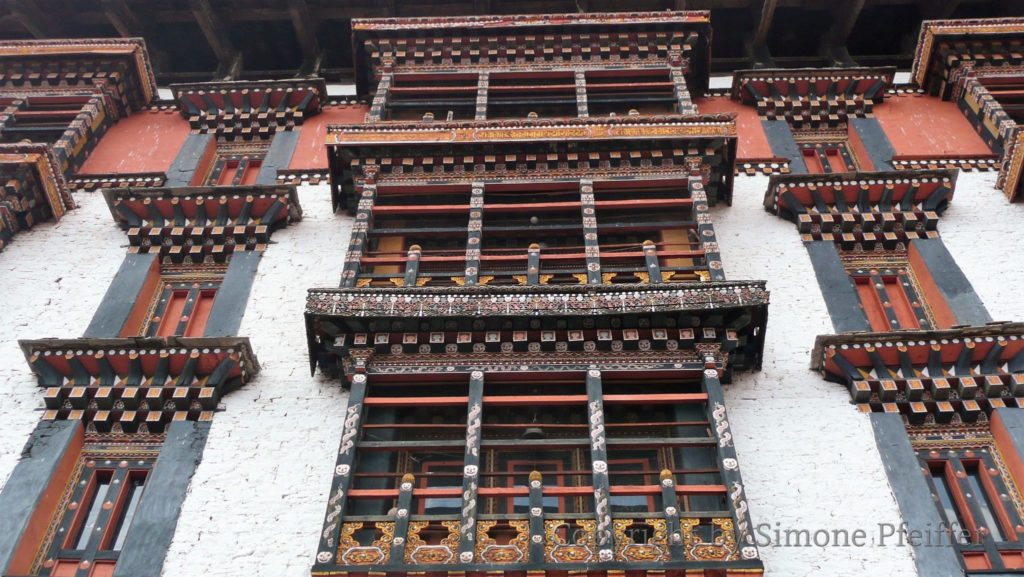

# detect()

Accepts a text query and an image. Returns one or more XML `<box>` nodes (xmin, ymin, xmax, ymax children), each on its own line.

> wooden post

<box><xmin>403</xmin><ymin>245</ymin><xmax>421</xmax><ymax>286</ymax></box>
<box><xmin>690</xmin><ymin>176</ymin><xmax>725</xmax><ymax>280</ymax></box>
<box><xmin>315</xmin><ymin>373</ymin><xmax>368</xmax><ymax>566</ymax></box>
<box><xmin>575</xmin><ymin>70</ymin><xmax>588</xmax><ymax>117</ymax></box>
<box><xmin>368</xmin><ymin>72</ymin><xmax>393</xmax><ymax>122</ymax></box>
<box><xmin>586</xmin><ymin>369</ymin><xmax>615</xmax><ymax>561</ymax></box>
<box><xmin>458</xmin><ymin>370</ymin><xmax>485</xmax><ymax>562</ymax></box>
<box><xmin>580</xmin><ymin>180</ymin><xmax>602</xmax><ymax>284</ymax></box>
<box><xmin>341</xmin><ymin>182</ymin><xmax>376</xmax><ymax>287</ymax></box>
<box><xmin>475</xmin><ymin>72</ymin><xmax>489</xmax><ymax>120</ymax></box>
<box><xmin>528</xmin><ymin>471</ymin><xmax>545</xmax><ymax>562</ymax></box>
<box><xmin>659</xmin><ymin>469</ymin><xmax>686</xmax><ymax>560</ymax></box>
<box><xmin>527</xmin><ymin>243</ymin><xmax>541</xmax><ymax>285</ymax></box>
<box><xmin>465</xmin><ymin>183</ymin><xmax>484</xmax><ymax>286</ymax></box>
<box><xmin>643</xmin><ymin>240</ymin><xmax>662</xmax><ymax>283</ymax></box>
<box><xmin>702</xmin><ymin>365</ymin><xmax>759</xmax><ymax>562</ymax></box>
<box><xmin>390</xmin><ymin>473</ymin><xmax>417</xmax><ymax>563</ymax></box>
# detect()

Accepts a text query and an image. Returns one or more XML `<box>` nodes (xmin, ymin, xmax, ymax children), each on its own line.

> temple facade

<box><xmin>0</xmin><ymin>8</ymin><xmax>1022</xmax><ymax>577</ymax></box>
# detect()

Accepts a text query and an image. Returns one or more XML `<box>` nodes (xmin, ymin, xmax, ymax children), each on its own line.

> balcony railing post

<box><xmin>528</xmin><ymin>471</ymin><xmax>545</xmax><ymax>562</ymax></box>
<box><xmin>527</xmin><ymin>243</ymin><xmax>541</xmax><ymax>285</ymax></box>
<box><xmin>659</xmin><ymin>469</ymin><xmax>686</xmax><ymax>560</ymax></box>
<box><xmin>315</xmin><ymin>373</ymin><xmax>368</xmax><ymax>565</ymax></box>
<box><xmin>702</xmin><ymin>362</ymin><xmax>759</xmax><ymax>562</ymax></box>
<box><xmin>586</xmin><ymin>369</ymin><xmax>615</xmax><ymax>561</ymax></box>
<box><xmin>458</xmin><ymin>370</ymin><xmax>485</xmax><ymax>562</ymax></box>
<box><xmin>643</xmin><ymin>240</ymin><xmax>662</xmax><ymax>283</ymax></box>
<box><xmin>341</xmin><ymin>180</ymin><xmax>377</xmax><ymax>287</ymax></box>
<box><xmin>403</xmin><ymin>244</ymin><xmax>421</xmax><ymax>286</ymax></box>
<box><xmin>389</xmin><ymin>473</ymin><xmax>416</xmax><ymax>564</ymax></box>
<box><xmin>689</xmin><ymin>175</ymin><xmax>725</xmax><ymax>280</ymax></box>
<box><xmin>465</xmin><ymin>182</ymin><xmax>484</xmax><ymax>286</ymax></box>
<box><xmin>579</xmin><ymin>179</ymin><xmax>602</xmax><ymax>284</ymax></box>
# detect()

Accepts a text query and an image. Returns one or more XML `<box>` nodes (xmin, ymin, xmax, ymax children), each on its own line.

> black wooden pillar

<box><xmin>389</xmin><ymin>474</ymin><xmax>416</xmax><ymax>563</ymax></box>
<box><xmin>458</xmin><ymin>370</ymin><xmax>485</xmax><ymax>562</ymax></box>
<box><xmin>527</xmin><ymin>243</ymin><xmax>541</xmax><ymax>285</ymax></box>
<box><xmin>690</xmin><ymin>176</ymin><xmax>725</xmax><ymax>281</ymax></box>
<box><xmin>658</xmin><ymin>469</ymin><xmax>686</xmax><ymax>560</ymax></box>
<box><xmin>580</xmin><ymin>180</ymin><xmax>602</xmax><ymax>285</ymax></box>
<box><xmin>528</xmin><ymin>471</ymin><xmax>545</xmax><ymax>562</ymax></box>
<box><xmin>464</xmin><ymin>183</ymin><xmax>484</xmax><ymax>286</ymax></box>
<box><xmin>701</xmin><ymin>365</ymin><xmax>759</xmax><ymax>562</ymax></box>
<box><xmin>315</xmin><ymin>373</ymin><xmax>367</xmax><ymax>565</ymax></box>
<box><xmin>586</xmin><ymin>369</ymin><xmax>614</xmax><ymax>561</ymax></box>
<box><xmin>367</xmin><ymin>72</ymin><xmax>392</xmax><ymax>122</ymax></box>
<box><xmin>341</xmin><ymin>183</ymin><xmax>376</xmax><ymax>287</ymax></box>
<box><xmin>671</xmin><ymin>65</ymin><xmax>696</xmax><ymax>113</ymax></box>
<box><xmin>475</xmin><ymin>72</ymin><xmax>488</xmax><ymax>120</ymax></box>
<box><xmin>403</xmin><ymin>245</ymin><xmax>421</xmax><ymax>286</ymax></box>
<box><xmin>643</xmin><ymin>239</ymin><xmax>662</xmax><ymax>283</ymax></box>
<box><xmin>575</xmin><ymin>70</ymin><xmax>588</xmax><ymax>117</ymax></box>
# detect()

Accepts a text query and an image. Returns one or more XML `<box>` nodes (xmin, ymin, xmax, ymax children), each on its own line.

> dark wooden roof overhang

<box><xmin>762</xmin><ymin>168</ymin><xmax>957</xmax><ymax>248</ymax></box>
<box><xmin>0</xmin><ymin>38</ymin><xmax>157</xmax><ymax>114</ymax></box>
<box><xmin>305</xmin><ymin>280</ymin><xmax>768</xmax><ymax>382</ymax></box>
<box><xmin>171</xmin><ymin>77</ymin><xmax>328</xmax><ymax>137</ymax></box>
<box><xmin>102</xmin><ymin>183</ymin><xmax>301</xmax><ymax>261</ymax></box>
<box><xmin>730</xmin><ymin>66</ymin><xmax>895</xmax><ymax>125</ymax></box>
<box><xmin>812</xmin><ymin>323</ymin><xmax>1024</xmax><ymax>425</ymax></box>
<box><xmin>351</xmin><ymin>11</ymin><xmax>712</xmax><ymax>98</ymax></box>
<box><xmin>18</xmin><ymin>336</ymin><xmax>259</xmax><ymax>432</ymax></box>
<box><xmin>911</xmin><ymin>17</ymin><xmax>1024</xmax><ymax>98</ymax></box>
<box><xmin>0</xmin><ymin>141</ymin><xmax>71</xmax><ymax>251</ymax></box>
<box><xmin>326</xmin><ymin>114</ymin><xmax>738</xmax><ymax>213</ymax></box>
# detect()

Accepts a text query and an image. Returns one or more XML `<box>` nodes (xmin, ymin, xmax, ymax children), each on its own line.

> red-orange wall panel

<box><xmin>289</xmin><ymin>104</ymin><xmax>370</xmax><ymax>171</ymax></box>
<box><xmin>693</xmin><ymin>96</ymin><xmax>773</xmax><ymax>160</ymax></box>
<box><xmin>873</xmin><ymin>94</ymin><xmax>992</xmax><ymax>157</ymax></box>
<box><xmin>78</xmin><ymin>110</ymin><xmax>191</xmax><ymax>175</ymax></box>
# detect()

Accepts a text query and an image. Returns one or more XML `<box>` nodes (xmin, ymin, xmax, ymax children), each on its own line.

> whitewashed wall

<box><xmin>161</xmin><ymin>184</ymin><xmax>352</xmax><ymax>577</ymax></box>
<box><xmin>0</xmin><ymin>192</ymin><xmax>125</xmax><ymax>492</ymax></box>
<box><xmin>712</xmin><ymin>174</ymin><xmax>919</xmax><ymax>576</ymax></box>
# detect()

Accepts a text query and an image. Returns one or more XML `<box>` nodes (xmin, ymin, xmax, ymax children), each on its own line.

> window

<box><xmin>124</xmin><ymin>264</ymin><xmax>225</xmax><ymax>338</ymax></box>
<box><xmin>917</xmin><ymin>444</ymin><xmax>1024</xmax><ymax>571</ymax></box>
<box><xmin>198</xmin><ymin>139</ymin><xmax>269</xmax><ymax>186</ymax></box>
<box><xmin>841</xmin><ymin>251</ymin><xmax>935</xmax><ymax>332</ymax></box>
<box><xmin>793</xmin><ymin>127</ymin><xmax>860</xmax><ymax>174</ymax></box>
<box><xmin>36</xmin><ymin>439</ymin><xmax>158</xmax><ymax>577</ymax></box>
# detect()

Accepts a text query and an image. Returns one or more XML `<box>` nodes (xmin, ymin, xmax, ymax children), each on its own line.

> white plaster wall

<box><xmin>712</xmin><ymin>175</ymin><xmax>919</xmax><ymax>577</ymax></box>
<box><xmin>161</xmin><ymin>184</ymin><xmax>352</xmax><ymax>577</ymax></box>
<box><xmin>0</xmin><ymin>192</ymin><xmax>126</xmax><ymax>493</ymax></box>
<box><xmin>939</xmin><ymin>170</ymin><xmax>1024</xmax><ymax>322</ymax></box>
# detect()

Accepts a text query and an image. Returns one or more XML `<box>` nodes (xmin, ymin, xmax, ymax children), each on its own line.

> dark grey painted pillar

<box><xmin>851</xmin><ymin>117</ymin><xmax>896</xmax><ymax>171</ymax></box>
<box><xmin>84</xmin><ymin>253</ymin><xmax>158</xmax><ymax>338</ymax></box>
<box><xmin>203</xmin><ymin>250</ymin><xmax>263</xmax><ymax>337</ymax></box>
<box><xmin>762</xmin><ymin>120</ymin><xmax>807</xmax><ymax>174</ymax></box>
<box><xmin>870</xmin><ymin>413</ymin><xmax>965</xmax><ymax>577</ymax></box>
<box><xmin>805</xmin><ymin>241</ymin><xmax>871</xmax><ymax>333</ymax></box>
<box><xmin>111</xmin><ymin>421</ymin><xmax>210</xmax><ymax>577</ymax></box>
<box><xmin>994</xmin><ymin>407</ymin><xmax>1024</xmax><ymax>453</ymax></box>
<box><xmin>256</xmin><ymin>131</ymin><xmax>300</xmax><ymax>185</ymax></box>
<box><xmin>0</xmin><ymin>420</ymin><xmax>81</xmax><ymax>575</ymax></box>
<box><xmin>911</xmin><ymin>238</ymin><xmax>992</xmax><ymax>326</ymax></box>
<box><xmin>165</xmin><ymin>133</ymin><xmax>214</xmax><ymax>187</ymax></box>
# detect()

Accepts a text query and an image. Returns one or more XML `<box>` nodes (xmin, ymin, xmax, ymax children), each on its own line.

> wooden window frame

<box><xmin>136</xmin><ymin>264</ymin><xmax>226</xmax><ymax>338</ymax></box>
<box><xmin>198</xmin><ymin>139</ymin><xmax>270</xmax><ymax>186</ymax></box>
<box><xmin>841</xmin><ymin>251</ymin><xmax>936</xmax><ymax>332</ymax></box>
<box><xmin>35</xmin><ymin>438</ymin><xmax>160</xmax><ymax>577</ymax></box>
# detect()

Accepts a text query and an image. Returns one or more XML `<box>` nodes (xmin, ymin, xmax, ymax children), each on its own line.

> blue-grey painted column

<box><xmin>911</xmin><ymin>238</ymin><xmax>992</xmax><ymax>326</ymax></box>
<box><xmin>204</xmin><ymin>250</ymin><xmax>263</xmax><ymax>337</ymax></box>
<box><xmin>256</xmin><ymin>130</ymin><xmax>300</xmax><ymax>185</ymax></box>
<box><xmin>458</xmin><ymin>370</ymin><xmax>484</xmax><ymax>562</ymax></box>
<box><xmin>851</xmin><ymin>117</ymin><xmax>896</xmax><ymax>171</ymax></box>
<box><xmin>805</xmin><ymin>241</ymin><xmax>871</xmax><ymax>333</ymax></box>
<box><xmin>165</xmin><ymin>133</ymin><xmax>214</xmax><ymax>187</ymax></box>
<box><xmin>0</xmin><ymin>420</ymin><xmax>82</xmax><ymax>576</ymax></box>
<box><xmin>762</xmin><ymin>120</ymin><xmax>807</xmax><ymax>174</ymax></box>
<box><xmin>870</xmin><ymin>413</ymin><xmax>965</xmax><ymax>577</ymax></box>
<box><xmin>585</xmin><ymin>369</ymin><xmax>614</xmax><ymax>561</ymax></box>
<box><xmin>111</xmin><ymin>421</ymin><xmax>210</xmax><ymax>577</ymax></box>
<box><xmin>84</xmin><ymin>253</ymin><xmax>158</xmax><ymax>338</ymax></box>
<box><xmin>994</xmin><ymin>407</ymin><xmax>1024</xmax><ymax>454</ymax></box>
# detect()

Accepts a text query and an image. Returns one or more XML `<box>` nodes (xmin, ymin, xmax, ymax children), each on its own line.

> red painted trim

<box><xmin>907</xmin><ymin>242</ymin><xmax>958</xmax><ymax>330</ymax></box>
